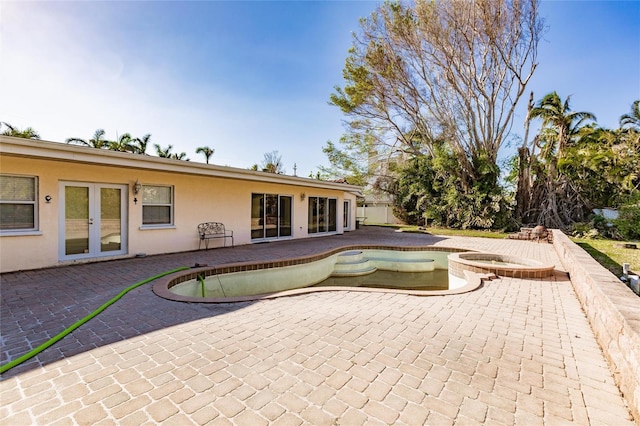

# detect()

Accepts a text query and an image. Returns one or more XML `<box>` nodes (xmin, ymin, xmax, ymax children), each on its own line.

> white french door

<box><xmin>59</xmin><ymin>182</ymin><xmax>128</xmax><ymax>260</ymax></box>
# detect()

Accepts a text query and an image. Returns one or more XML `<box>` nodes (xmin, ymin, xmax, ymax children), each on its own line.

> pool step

<box><xmin>331</xmin><ymin>264</ymin><xmax>378</xmax><ymax>277</ymax></box>
<box><xmin>332</xmin><ymin>259</ymin><xmax>376</xmax><ymax>274</ymax></box>
<box><xmin>331</xmin><ymin>250</ymin><xmax>438</xmax><ymax>275</ymax></box>
<box><xmin>332</xmin><ymin>251</ymin><xmax>377</xmax><ymax>277</ymax></box>
<box><xmin>368</xmin><ymin>257</ymin><xmax>435</xmax><ymax>272</ymax></box>
<box><xmin>336</xmin><ymin>250</ymin><xmax>365</xmax><ymax>263</ymax></box>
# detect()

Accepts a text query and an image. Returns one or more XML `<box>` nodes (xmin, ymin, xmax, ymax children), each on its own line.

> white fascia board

<box><xmin>0</xmin><ymin>136</ymin><xmax>362</xmax><ymax>192</ymax></box>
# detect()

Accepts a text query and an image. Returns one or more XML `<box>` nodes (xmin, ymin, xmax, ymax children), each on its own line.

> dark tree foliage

<box><xmin>391</xmin><ymin>143</ymin><xmax>513</xmax><ymax>229</ymax></box>
<box><xmin>512</xmin><ymin>95</ymin><xmax>640</xmax><ymax>233</ymax></box>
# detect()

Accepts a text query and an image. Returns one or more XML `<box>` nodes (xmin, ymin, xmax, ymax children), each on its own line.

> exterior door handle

<box><xmin>89</xmin><ymin>218</ymin><xmax>94</xmax><ymax>225</ymax></box>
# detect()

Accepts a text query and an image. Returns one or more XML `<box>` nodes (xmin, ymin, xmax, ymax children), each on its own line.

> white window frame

<box><xmin>0</xmin><ymin>174</ymin><xmax>40</xmax><ymax>236</ymax></box>
<box><xmin>140</xmin><ymin>184</ymin><xmax>174</xmax><ymax>228</ymax></box>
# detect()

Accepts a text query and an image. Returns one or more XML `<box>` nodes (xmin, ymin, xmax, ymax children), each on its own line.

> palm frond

<box><xmin>620</xmin><ymin>100</ymin><xmax>640</xmax><ymax>130</ymax></box>
<box><xmin>66</xmin><ymin>137</ymin><xmax>88</xmax><ymax>145</ymax></box>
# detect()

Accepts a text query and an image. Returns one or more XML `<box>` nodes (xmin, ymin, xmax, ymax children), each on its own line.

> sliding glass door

<box><xmin>251</xmin><ymin>193</ymin><xmax>292</xmax><ymax>240</ymax></box>
<box><xmin>308</xmin><ymin>197</ymin><xmax>338</xmax><ymax>234</ymax></box>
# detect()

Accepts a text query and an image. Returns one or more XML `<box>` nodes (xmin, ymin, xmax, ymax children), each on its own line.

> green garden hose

<box><xmin>0</xmin><ymin>266</ymin><xmax>190</xmax><ymax>375</ymax></box>
<box><xmin>198</xmin><ymin>274</ymin><xmax>206</xmax><ymax>298</ymax></box>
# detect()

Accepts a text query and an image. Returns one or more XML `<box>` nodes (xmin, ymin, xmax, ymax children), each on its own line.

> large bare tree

<box><xmin>330</xmin><ymin>0</ymin><xmax>543</xmax><ymax>190</ymax></box>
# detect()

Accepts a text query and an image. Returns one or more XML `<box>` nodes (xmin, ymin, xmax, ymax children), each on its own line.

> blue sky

<box><xmin>1</xmin><ymin>1</ymin><xmax>639</xmax><ymax>177</ymax></box>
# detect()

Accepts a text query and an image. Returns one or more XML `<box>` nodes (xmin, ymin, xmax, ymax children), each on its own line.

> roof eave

<box><xmin>0</xmin><ymin>136</ymin><xmax>362</xmax><ymax>192</ymax></box>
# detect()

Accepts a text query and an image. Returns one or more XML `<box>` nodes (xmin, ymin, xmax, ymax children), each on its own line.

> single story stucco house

<box><xmin>0</xmin><ymin>136</ymin><xmax>361</xmax><ymax>273</ymax></box>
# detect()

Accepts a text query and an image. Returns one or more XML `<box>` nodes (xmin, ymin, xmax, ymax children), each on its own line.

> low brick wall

<box><xmin>552</xmin><ymin>230</ymin><xmax>640</xmax><ymax>423</ymax></box>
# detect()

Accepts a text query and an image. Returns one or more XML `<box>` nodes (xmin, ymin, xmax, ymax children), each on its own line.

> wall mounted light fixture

<box><xmin>132</xmin><ymin>179</ymin><xmax>142</xmax><ymax>205</ymax></box>
<box><xmin>44</xmin><ymin>195</ymin><xmax>52</xmax><ymax>203</ymax></box>
<box><xmin>133</xmin><ymin>179</ymin><xmax>141</xmax><ymax>195</ymax></box>
<box><xmin>300</xmin><ymin>192</ymin><xmax>306</xmax><ymax>201</ymax></box>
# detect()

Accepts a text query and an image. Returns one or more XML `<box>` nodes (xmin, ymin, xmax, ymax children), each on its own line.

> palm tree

<box><xmin>133</xmin><ymin>133</ymin><xmax>152</xmax><ymax>154</ymax></box>
<box><xmin>154</xmin><ymin>143</ymin><xmax>173</xmax><ymax>158</ymax></box>
<box><xmin>170</xmin><ymin>152</ymin><xmax>189</xmax><ymax>161</ymax></box>
<box><xmin>196</xmin><ymin>146</ymin><xmax>215</xmax><ymax>164</ymax></box>
<box><xmin>529</xmin><ymin>92</ymin><xmax>596</xmax><ymax>157</ymax></box>
<box><xmin>523</xmin><ymin>92</ymin><xmax>597</xmax><ymax>228</ymax></box>
<box><xmin>109</xmin><ymin>133</ymin><xmax>135</xmax><ymax>152</ymax></box>
<box><xmin>1</xmin><ymin>122</ymin><xmax>40</xmax><ymax>139</ymax></box>
<box><xmin>620</xmin><ymin>100</ymin><xmax>640</xmax><ymax>131</ymax></box>
<box><xmin>66</xmin><ymin>129</ymin><xmax>109</xmax><ymax>149</ymax></box>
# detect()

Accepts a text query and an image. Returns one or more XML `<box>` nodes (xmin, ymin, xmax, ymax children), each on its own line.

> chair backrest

<box><xmin>198</xmin><ymin>222</ymin><xmax>225</xmax><ymax>235</ymax></box>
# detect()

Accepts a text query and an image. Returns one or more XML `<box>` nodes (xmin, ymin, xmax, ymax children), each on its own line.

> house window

<box><xmin>0</xmin><ymin>174</ymin><xmax>37</xmax><ymax>231</ymax></box>
<box><xmin>142</xmin><ymin>185</ymin><xmax>173</xmax><ymax>225</ymax></box>
<box><xmin>308</xmin><ymin>197</ymin><xmax>337</xmax><ymax>234</ymax></box>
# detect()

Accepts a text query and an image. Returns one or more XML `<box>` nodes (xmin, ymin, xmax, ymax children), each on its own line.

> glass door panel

<box><xmin>100</xmin><ymin>187</ymin><xmax>122</xmax><ymax>252</ymax></box>
<box><xmin>65</xmin><ymin>186</ymin><xmax>89</xmax><ymax>255</ymax></box>
<box><xmin>328</xmin><ymin>199</ymin><xmax>337</xmax><ymax>232</ymax></box>
<box><xmin>343</xmin><ymin>200</ymin><xmax>350</xmax><ymax>230</ymax></box>
<box><xmin>251</xmin><ymin>194</ymin><xmax>264</xmax><ymax>239</ymax></box>
<box><xmin>308</xmin><ymin>197</ymin><xmax>318</xmax><ymax>234</ymax></box>
<box><xmin>265</xmin><ymin>194</ymin><xmax>278</xmax><ymax>238</ymax></box>
<box><xmin>279</xmin><ymin>196</ymin><xmax>292</xmax><ymax>237</ymax></box>
<box><xmin>318</xmin><ymin>198</ymin><xmax>327</xmax><ymax>232</ymax></box>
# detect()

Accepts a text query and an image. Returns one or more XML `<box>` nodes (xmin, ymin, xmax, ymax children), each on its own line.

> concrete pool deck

<box><xmin>0</xmin><ymin>226</ymin><xmax>636</xmax><ymax>425</ymax></box>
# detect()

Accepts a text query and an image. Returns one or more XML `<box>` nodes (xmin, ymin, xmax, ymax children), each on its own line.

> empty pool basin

<box><xmin>448</xmin><ymin>252</ymin><xmax>555</xmax><ymax>279</ymax></box>
<box><xmin>153</xmin><ymin>245</ymin><xmax>487</xmax><ymax>303</ymax></box>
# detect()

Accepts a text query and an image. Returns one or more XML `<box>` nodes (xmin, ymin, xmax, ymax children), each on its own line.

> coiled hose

<box><xmin>0</xmin><ymin>266</ymin><xmax>190</xmax><ymax>375</ymax></box>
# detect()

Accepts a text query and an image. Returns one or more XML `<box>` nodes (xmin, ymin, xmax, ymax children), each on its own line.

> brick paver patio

<box><xmin>0</xmin><ymin>227</ymin><xmax>634</xmax><ymax>425</ymax></box>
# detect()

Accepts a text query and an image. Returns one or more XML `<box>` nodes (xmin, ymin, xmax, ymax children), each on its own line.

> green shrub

<box><xmin>614</xmin><ymin>204</ymin><xmax>640</xmax><ymax>241</ymax></box>
<box><xmin>571</xmin><ymin>222</ymin><xmax>600</xmax><ymax>239</ymax></box>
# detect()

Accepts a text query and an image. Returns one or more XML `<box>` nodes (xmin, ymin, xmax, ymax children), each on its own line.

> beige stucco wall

<box><xmin>0</xmin><ymin>155</ymin><xmax>357</xmax><ymax>272</ymax></box>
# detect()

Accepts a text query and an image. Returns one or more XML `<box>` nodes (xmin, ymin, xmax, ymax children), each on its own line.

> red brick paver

<box><xmin>0</xmin><ymin>227</ymin><xmax>635</xmax><ymax>424</ymax></box>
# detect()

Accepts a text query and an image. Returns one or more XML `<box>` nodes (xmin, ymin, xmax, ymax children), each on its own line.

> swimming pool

<box><xmin>152</xmin><ymin>246</ymin><xmax>487</xmax><ymax>303</ymax></box>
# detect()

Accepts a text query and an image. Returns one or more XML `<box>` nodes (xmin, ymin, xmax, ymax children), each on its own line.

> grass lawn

<box><xmin>419</xmin><ymin>226</ymin><xmax>509</xmax><ymax>239</ymax></box>
<box><xmin>372</xmin><ymin>223</ymin><xmax>509</xmax><ymax>239</ymax></box>
<box><xmin>571</xmin><ymin>238</ymin><xmax>640</xmax><ymax>276</ymax></box>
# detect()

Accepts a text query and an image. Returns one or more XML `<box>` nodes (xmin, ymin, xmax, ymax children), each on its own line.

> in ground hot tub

<box><xmin>448</xmin><ymin>252</ymin><xmax>555</xmax><ymax>281</ymax></box>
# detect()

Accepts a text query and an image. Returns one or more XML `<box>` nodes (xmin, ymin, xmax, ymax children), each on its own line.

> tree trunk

<box><xmin>516</xmin><ymin>92</ymin><xmax>535</xmax><ymax>223</ymax></box>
